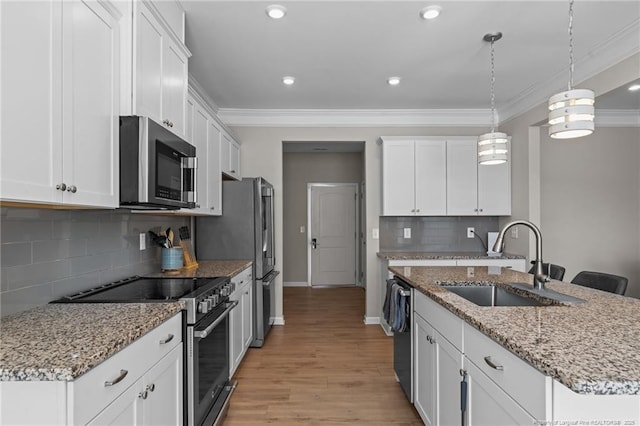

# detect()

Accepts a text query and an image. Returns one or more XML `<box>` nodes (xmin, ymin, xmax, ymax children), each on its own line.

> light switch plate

<box><xmin>467</xmin><ymin>267</ymin><xmax>475</xmax><ymax>278</ymax></box>
<box><xmin>300</xmin><ymin>226</ymin><xmax>305</xmax><ymax>233</ymax></box>
<box><xmin>372</xmin><ymin>228</ymin><xmax>379</xmax><ymax>239</ymax></box>
<box><xmin>467</xmin><ymin>227</ymin><xmax>475</xmax><ymax>238</ymax></box>
<box><xmin>403</xmin><ymin>228</ymin><xmax>411</xmax><ymax>239</ymax></box>
<box><xmin>139</xmin><ymin>233</ymin><xmax>146</xmax><ymax>251</ymax></box>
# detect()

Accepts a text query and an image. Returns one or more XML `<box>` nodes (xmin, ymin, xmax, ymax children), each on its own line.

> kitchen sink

<box><xmin>441</xmin><ymin>285</ymin><xmax>546</xmax><ymax>307</ymax></box>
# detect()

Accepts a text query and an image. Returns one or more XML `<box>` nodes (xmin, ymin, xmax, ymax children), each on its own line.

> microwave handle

<box><xmin>182</xmin><ymin>156</ymin><xmax>197</xmax><ymax>205</ymax></box>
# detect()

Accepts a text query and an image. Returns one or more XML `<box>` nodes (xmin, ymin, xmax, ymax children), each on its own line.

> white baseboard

<box><xmin>273</xmin><ymin>316</ymin><xmax>285</xmax><ymax>325</ymax></box>
<box><xmin>380</xmin><ymin>320</ymin><xmax>393</xmax><ymax>336</ymax></box>
<box><xmin>363</xmin><ymin>316</ymin><xmax>380</xmax><ymax>325</ymax></box>
<box><xmin>283</xmin><ymin>281</ymin><xmax>308</xmax><ymax>287</ymax></box>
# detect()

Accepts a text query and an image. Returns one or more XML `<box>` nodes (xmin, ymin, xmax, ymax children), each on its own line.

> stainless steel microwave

<box><xmin>119</xmin><ymin>116</ymin><xmax>197</xmax><ymax>210</ymax></box>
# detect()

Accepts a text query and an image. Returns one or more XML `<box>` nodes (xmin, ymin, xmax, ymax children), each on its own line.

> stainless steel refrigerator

<box><xmin>196</xmin><ymin>177</ymin><xmax>278</xmax><ymax>347</ymax></box>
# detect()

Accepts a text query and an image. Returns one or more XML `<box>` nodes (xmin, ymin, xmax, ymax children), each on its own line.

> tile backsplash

<box><xmin>0</xmin><ymin>207</ymin><xmax>189</xmax><ymax>316</ymax></box>
<box><xmin>379</xmin><ymin>216</ymin><xmax>499</xmax><ymax>252</ymax></box>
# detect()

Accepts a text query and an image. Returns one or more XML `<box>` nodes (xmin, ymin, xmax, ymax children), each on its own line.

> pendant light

<box><xmin>548</xmin><ymin>0</ymin><xmax>595</xmax><ymax>139</ymax></box>
<box><xmin>478</xmin><ymin>32</ymin><xmax>508</xmax><ymax>166</ymax></box>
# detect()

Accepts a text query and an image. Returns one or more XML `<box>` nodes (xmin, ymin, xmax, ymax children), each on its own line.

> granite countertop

<box><xmin>145</xmin><ymin>259</ymin><xmax>253</xmax><ymax>279</ymax></box>
<box><xmin>389</xmin><ymin>265</ymin><xmax>640</xmax><ymax>395</ymax></box>
<box><xmin>377</xmin><ymin>251</ymin><xmax>525</xmax><ymax>260</ymax></box>
<box><xmin>0</xmin><ymin>302</ymin><xmax>184</xmax><ymax>382</ymax></box>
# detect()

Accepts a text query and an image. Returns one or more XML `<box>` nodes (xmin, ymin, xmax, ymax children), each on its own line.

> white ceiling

<box><xmin>182</xmin><ymin>1</ymin><xmax>640</xmax><ymax>119</ymax></box>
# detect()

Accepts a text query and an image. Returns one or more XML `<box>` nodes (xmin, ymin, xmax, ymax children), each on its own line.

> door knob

<box><xmin>311</xmin><ymin>238</ymin><xmax>317</xmax><ymax>249</ymax></box>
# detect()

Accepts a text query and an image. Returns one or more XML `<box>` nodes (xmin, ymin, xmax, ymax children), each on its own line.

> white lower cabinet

<box><xmin>466</xmin><ymin>361</ymin><xmax>535</xmax><ymax>426</ymax></box>
<box><xmin>229</xmin><ymin>267</ymin><xmax>254</xmax><ymax>376</ymax></box>
<box><xmin>414</xmin><ymin>296</ymin><xmax>465</xmax><ymax>426</ymax></box>
<box><xmin>0</xmin><ymin>313</ymin><xmax>183</xmax><ymax>426</ymax></box>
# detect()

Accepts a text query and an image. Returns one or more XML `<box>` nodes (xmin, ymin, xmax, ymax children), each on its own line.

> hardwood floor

<box><xmin>223</xmin><ymin>286</ymin><xmax>422</xmax><ymax>425</ymax></box>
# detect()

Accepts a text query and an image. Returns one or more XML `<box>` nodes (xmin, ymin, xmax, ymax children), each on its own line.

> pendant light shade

<box><xmin>548</xmin><ymin>89</ymin><xmax>595</xmax><ymax>139</ymax></box>
<box><xmin>478</xmin><ymin>32</ymin><xmax>508</xmax><ymax>166</ymax></box>
<box><xmin>548</xmin><ymin>0</ymin><xmax>595</xmax><ymax>139</ymax></box>
<box><xmin>478</xmin><ymin>132</ymin><xmax>508</xmax><ymax>165</ymax></box>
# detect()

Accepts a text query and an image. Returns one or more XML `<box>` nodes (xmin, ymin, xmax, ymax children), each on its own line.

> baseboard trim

<box><xmin>273</xmin><ymin>316</ymin><xmax>285</xmax><ymax>325</ymax></box>
<box><xmin>363</xmin><ymin>316</ymin><xmax>380</xmax><ymax>325</ymax></box>
<box><xmin>380</xmin><ymin>320</ymin><xmax>393</xmax><ymax>336</ymax></box>
<box><xmin>283</xmin><ymin>281</ymin><xmax>309</xmax><ymax>287</ymax></box>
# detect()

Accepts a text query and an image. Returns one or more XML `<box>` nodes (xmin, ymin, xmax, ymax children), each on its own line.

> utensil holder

<box><xmin>161</xmin><ymin>247</ymin><xmax>183</xmax><ymax>270</ymax></box>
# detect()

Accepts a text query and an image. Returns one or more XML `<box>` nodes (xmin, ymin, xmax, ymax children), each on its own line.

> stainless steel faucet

<box><xmin>492</xmin><ymin>220</ymin><xmax>550</xmax><ymax>290</ymax></box>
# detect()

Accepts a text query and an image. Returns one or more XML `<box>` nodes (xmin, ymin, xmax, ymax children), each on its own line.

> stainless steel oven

<box><xmin>187</xmin><ymin>300</ymin><xmax>237</xmax><ymax>426</ymax></box>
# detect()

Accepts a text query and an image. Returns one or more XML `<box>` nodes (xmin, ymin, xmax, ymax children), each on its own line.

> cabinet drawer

<box><xmin>71</xmin><ymin>313</ymin><xmax>182</xmax><ymax>425</ymax></box>
<box><xmin>414</xmin><ymin>291</ymin><xmax>463</xmax><ymax>351</ymax></box>
<box><xmin>464</xmin><ymin>322</ymin><xmax>549</xmax><ymax>419</ymax></box>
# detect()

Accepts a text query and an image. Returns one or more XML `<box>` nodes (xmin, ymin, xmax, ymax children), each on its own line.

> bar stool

<box><xmin>570</xmin><ymin>271</ymin><xmax>628</xmax><ymax>295</ymax></box>
<box><xmin>528</xmin><ymin>262</ymin><xmax>566</xmax><ymax>281</ymax></box>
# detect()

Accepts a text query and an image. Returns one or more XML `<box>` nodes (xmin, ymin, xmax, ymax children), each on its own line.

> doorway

<box><xmin>308</xmin><ymin>183</ymin><xmax>359</xmax><ymax>286</ymax></box>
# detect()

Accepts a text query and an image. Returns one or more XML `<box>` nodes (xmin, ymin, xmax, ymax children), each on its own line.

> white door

<box><xmin>309</xmin><ymin>184</ymin><xmax>357</xmax><ymax>286</ymax></box>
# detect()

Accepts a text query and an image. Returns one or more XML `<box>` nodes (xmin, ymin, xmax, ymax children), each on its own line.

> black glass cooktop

<box><xmin>53</xmin><ymin>276</ymin><xmax>224</xmax><ymax>303</ymax></box>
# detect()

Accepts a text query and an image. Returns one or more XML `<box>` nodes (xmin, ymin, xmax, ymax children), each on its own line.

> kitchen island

<box><xmin>390</xmin><ymin>265</ymin><xmax>640</xmax><ymax>423</ymax></box>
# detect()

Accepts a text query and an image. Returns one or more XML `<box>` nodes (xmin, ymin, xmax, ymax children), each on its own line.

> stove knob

<box><xmin>199</xmin><ymin>301</ymin><xmax>208</xmax><ymax>314</ymax></box>
<box><xmin>212</xmin><ymin>294</ymin><xmax>220</xmax><ymax>305</ymax></box>
<box><xmin>205</xmin><ymin>298</ymin><xmax>213</xmax><ymax>310</ymax></box>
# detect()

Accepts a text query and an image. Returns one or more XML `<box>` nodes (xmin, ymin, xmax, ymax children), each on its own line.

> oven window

<box><xmin>197</xmin><ymin>315</ymin><xmax>229</xmax><ymax>409</ymax></box>
<box><xmin>156</xmin><ymin>141</ymin><xmax>182</xmax><ymax>201</ymax></box>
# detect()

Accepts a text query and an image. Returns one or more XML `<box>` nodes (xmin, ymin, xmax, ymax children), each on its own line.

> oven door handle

<box><xmin>194</xmin><ymin>300</ymin><xmax>238</xmax><ymax>339</ymax></box>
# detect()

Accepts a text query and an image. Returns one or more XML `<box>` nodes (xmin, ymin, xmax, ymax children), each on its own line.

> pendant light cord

<box><xmin>489</xmin><ymin>38</ymin><xmax>496</xmax><ymax>134</ymax></box>
<box><xmin>568</xmin><ymin>0</ymin><xmax>575</xmax><ymax>90</ymax></box>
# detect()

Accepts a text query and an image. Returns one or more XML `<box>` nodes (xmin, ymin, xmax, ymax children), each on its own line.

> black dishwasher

<box><xmin>384</xmin><ymin>277</ymin><xmax>412</xmax><ymax>402</ymax></box>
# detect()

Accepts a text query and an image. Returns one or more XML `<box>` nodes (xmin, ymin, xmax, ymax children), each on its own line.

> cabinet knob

<box><xmin>230</xmin><ymin>170</ymin><xmax>236</xmax><ymax>174</ymax></box>
<box><xmin>67</xmin><ymin>185</ymin><xmax>77</xmax><ymax>193</ymax></box>
<box><xmin>56</xmin><ymin>183</ymin><xmax>67</xmax><ymax>191</ymax></box>
<box><xmin>146</xmin><ymin>383</ymin><xmax>156</xmax><ymax>392</ymax></box>
<box><xmin>416</xmin><ymin>209</ymin><xmax>420</xmax><ymax>213</ymax></box>
<box><xmin>479</xmin><ymin>208</ymin><xmax>483</xmax><ymax>212</ymax></box>
<box><xmin>138</xmin><ymin>390</ymin><xmax>148</xmax><ymax>400</ymax></box>
<box><xmin>411</xmin><ymin>209</ymin><xmax>415</xmax><ymax>213</ymax></box>
<box><xmin>210</xmin><ymin>206</ymin><xmax>215</xmax><ymax>210</ymax></box>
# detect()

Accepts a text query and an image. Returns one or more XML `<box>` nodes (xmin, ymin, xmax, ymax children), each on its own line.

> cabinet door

<box><xmin>447</xmin><ymin>139</ymin><xmax>478</xmax><ymax>215</ymax></box>
<box><xmin>135</xmin><ymin>2</ymin><xmax>163</xmax><ymax>123</ymax></box>
<box><xmin>414</xmin><ymin>314</ymin><xmax>437</xmax><ymax>426</ymax></box>
<box><xmin>467</xmin><ymin>361</ymin><xmax>535</xmax><ymax>426</ymax></box>
<box><xmin>437</xmin><ymin>330</ymin><xmax>464</xmax><ymax>426</ymax></box>
<box><xmin>381</xmin><ymin>140</ymin><xmax>416</xmax><ymax>216</ymax></box>
<box><xmin>162</xmin><ymin>39</ymin><xmax>187</xmax><ymax>137</ymax></box>
<box><xmin>62</xmin><ymin>0</ymin><xmax>119</xmax><ymax>208</ymax></box>
<box><xmin>0</xmin><ymin>1</ymin><xmax>63</xmax><ymax>204</ymax></box>
<box><xmin>88</xmin><ymin>380</ymin><xmax>143</xmax><ymax>426</ymax></box>
<box><xmin>477</xmin><ymin>154</ymin><xmax>511</xmax><ymax>215</ymax></box>
<box><xmin>207</xmin><ymin>121</ymin><xmax>222</xmax><ymax>215</ymax></box>
<box><xmin>185</xmin><ymin>96</ymin><xmax>195</xmax><ymax>143</ymax></box>
<box><xmin>414</xmin><ymin>140</ymin><xmax>447</xmax><ymax>215</ymax></box>
<box><xmin>142</xmin><ymin>345</ymin><xmax>183</xmax><ymax>426</ymax></box>
<box><xmin>229</xmin><ymin>288</ymin><xmax>243</xmax><ymax>376</ymax></box>
<box><xmin>221</xmin><ymin>132</ymin><xmax>232</xmax><ymax>175</ymax></box>
<box><xmin>190</xmin><ymin>105</ymin><xmax>210</xmax><ymax>215</ymax></box>
<box><xmin>241</xmin><ymin>281</ymin><xmax>254</xmax><ymax>350</ymax></box>
<box><xmin>229</xmin><ymin>139</ymin><xmax>241</xmax><ymax>180</ymax></box>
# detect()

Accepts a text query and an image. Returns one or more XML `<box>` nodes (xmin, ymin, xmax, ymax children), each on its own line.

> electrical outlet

<box><xmin>511</xmin><ymin>228</ymin><xmax>519</xmax><ymax>239</ymax></box>
<box><xmin>300</xmin><ymin>226</ymin><xmax>305</xmax><ymax>233</ymax></box>
<box><xmin>467</xmin><ymin>227</ymin><xmax>475</xmax><ymax>238</ymax></box>
<box><xmin>372</xmin><ymin>228</ymin><xmax>379</xmax><ymax>239</ymax></box>
<box><xmin>403</xmin><ymin>228</ymin><xmax>411</xmax><ymax>239</ymax></box>
<box><xmin>139</xmin><ymin>233</ymin><xmax>146</xmax><ymax>251</ymax></box>
<box><xmin>467</xmin><ymin>267</ymin><xmax>475</xmax><ymax>278</ymax></box>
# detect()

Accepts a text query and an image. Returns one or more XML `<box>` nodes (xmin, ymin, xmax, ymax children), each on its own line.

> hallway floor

<box><xmin>223</xmin><ymin>286</ymin><xmax>422</xmax><ymax>425</ymax></box>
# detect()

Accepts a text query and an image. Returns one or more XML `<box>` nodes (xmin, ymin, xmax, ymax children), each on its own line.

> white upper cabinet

<box><xmin>0</xmin><ymin>0</ymin><xmax>120</xmax><ymax>208</ymax></box>
<box><xmin>119</xmin><ymin>0</ymin><xmax>190</xmax><ymax>138</ymax></box>
<box><xmin>381</xmin><ymin>136</ymin><xmax>511</xmax><ymax>216</ymax></box>
<box><xmin>221</xmin><ymin>131</ymin><xmax>241</xmax><ymax>180</ymax></box>
<box><xmin>380</xmin><ymin>138</ymin><xmax>447</xmax><ymax>216</ymax></box>
<box><xmin>447</xmin><ymin>137</ymin><xmax>511</xmax><ymax>216</ymax></box>
<box><xmin>184</xmin><ymin>90</ymin><xmax>222</xmax><ymax>216</ymax></box>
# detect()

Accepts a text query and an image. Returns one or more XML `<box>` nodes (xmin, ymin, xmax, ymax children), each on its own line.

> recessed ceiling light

<box><xmin>282</xmin><ymin>76</ymin><xmax>295</xmax><ymax>85</ymax></box>
<box><xmin>266</xmin><ymin>4</ymin><xmax>287</xmax><ymax>19</ymax></box>
<box><xmin>628</xmin><ymin>83</ymin><xmax>640</xmax><ymax>92</ymax></box>
<box><xmin>387</xmin><ymin>77</ymin><xmax>401</xmax><ymax>86</ymax></box>
<box><xmin>420</xmin><ymin>5</ymin><xmax>442</xmax><ymax>20</ymax></box>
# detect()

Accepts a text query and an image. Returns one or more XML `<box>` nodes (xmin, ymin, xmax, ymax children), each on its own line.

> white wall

<box><xmin>540</xmin><ymin>127</ymin><xmax>640</xmax><ymax>297</ymax></box>
<box><xmin>233</xmin><ymin>126</ymin><xmax>485</xmax><ymax>323</ymax></box>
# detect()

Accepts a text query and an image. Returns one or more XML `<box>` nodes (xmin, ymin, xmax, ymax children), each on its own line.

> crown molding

<box><xmin>498</xmin><ymin>19</ymin><xmax>640</xmax><ymax>124</ymax></box>
<box><xmin>188</xmin><ymin>74</ymin><xmax>220</xmax><ymax>114</ymax></box>
<box><xmin>216</xmin><ymin>108</ymin><xmax>493</xmax><ymax>128</ymax></box>
<box><xmin>595</xmin><ymin>109</ymin><xmax>640</xmax><ymax>127</ymax></box>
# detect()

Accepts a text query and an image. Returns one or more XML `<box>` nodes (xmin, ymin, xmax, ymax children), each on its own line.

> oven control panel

<box><xmin>182</xmin><ymin>277</ymin><xmax>231</xmax><ymax>324</ymax></box>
